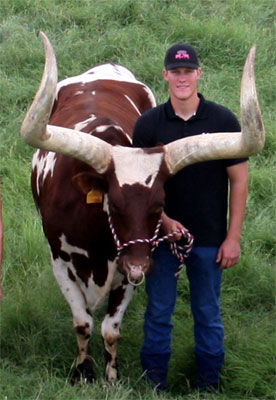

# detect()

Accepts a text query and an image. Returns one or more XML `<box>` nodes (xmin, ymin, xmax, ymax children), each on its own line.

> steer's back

<box><xmin>52</xmin><ymin>62</ymin><xmax>155</xmax><ymax>134</ymax></box>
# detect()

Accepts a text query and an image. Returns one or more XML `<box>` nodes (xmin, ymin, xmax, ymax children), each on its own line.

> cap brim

<box><xmin>166</xmin><ymin>62</ymin><xmax>199</xmax><ymax>70</ymax></box>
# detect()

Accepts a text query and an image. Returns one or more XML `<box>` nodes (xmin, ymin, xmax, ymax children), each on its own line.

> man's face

<box><xmin>162</xmin><ymin>67</ymin><xmax>202</xmax><ymax>101</ymax></box>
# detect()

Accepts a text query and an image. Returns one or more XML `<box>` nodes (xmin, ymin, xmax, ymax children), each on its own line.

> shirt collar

<box><xmin>165</xmin><ymin>93</ymin><xmax>208</xmax><ymax>121</ymax></box>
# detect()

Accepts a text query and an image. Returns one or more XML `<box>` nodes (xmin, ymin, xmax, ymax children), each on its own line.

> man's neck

<box><xmin>171</xmin><ymin>93</ymin><xmax>200</xmax><ymax>121</ymax></box>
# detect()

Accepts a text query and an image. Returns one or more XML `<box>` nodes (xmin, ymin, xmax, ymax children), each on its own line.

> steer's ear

<box><xmin>72</xmin><ymin>172</ymin><xmax>108</xmax><ymax>194</ymax></box>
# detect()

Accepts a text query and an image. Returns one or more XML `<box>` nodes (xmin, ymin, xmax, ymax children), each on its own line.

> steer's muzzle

<box><xmin>118</xmin><ymin>255</ymin><xmax>153</xmax><ymax>286</ymax></box>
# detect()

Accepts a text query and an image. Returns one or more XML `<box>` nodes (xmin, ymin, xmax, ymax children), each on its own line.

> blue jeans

<box><xmin>141</xmin><ymin>243</ymin><xmax>224</xmax><ymax>389</ymax></box>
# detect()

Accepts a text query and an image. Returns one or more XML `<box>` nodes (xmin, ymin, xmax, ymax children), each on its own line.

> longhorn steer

<box><xmin>20</xmin><ymin>32</ymin><xmax>264</xmax><ymax>383</ymax></box>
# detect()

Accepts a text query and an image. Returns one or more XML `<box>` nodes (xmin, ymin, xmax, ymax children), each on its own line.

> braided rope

<box><xmin>153</xmin><ymin>228</ymin><xmax>194</xmax><ymax>263</ymax></box>
<box><xmin>107</xmin><ymin>207</ymin><xmax>194</xmax><ymax>274</ymax></box>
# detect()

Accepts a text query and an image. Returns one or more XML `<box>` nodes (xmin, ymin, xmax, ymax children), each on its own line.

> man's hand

<box><xmin>161</xmin><ymin>212</ymin><xmax>186</xmax><ymax>242</ymax></box>
<box><xmin>216</xmin><ymin>237</ymin><xmax>240</xmax><ymax>269</ymax></box>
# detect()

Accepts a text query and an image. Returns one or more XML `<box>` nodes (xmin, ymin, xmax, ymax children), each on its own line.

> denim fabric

<box><xmin>185</xmin><ymin>246</ymin><xmax>224</xmax><ymax>387</ymax></box>
<box><xmin>141</xmin><ymin>243</ymin><xmax>224</xmax><ymax>387</ymax></box>
<box><xmin>141</xmin><ymin>353</ymin><xmax>170</xmax><ymax>391</ymax></box>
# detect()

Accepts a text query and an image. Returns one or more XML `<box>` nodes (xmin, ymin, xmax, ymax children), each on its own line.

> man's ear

<box><xmin>197</xmin><ymin>68</ymin><xmax>202</xmax><ymax>80</ymax></box>
<box><xmin>162</xmin><ymin>69</ymin><xmax>169</xmax><ymax>82</ymax></box>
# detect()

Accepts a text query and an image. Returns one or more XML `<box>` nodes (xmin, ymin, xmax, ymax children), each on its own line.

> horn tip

<box><xmin>39</xmin><ymin>31</ymin><xmax>46</xmax><ymax>39</ymax></box>
<box><xmin>249</xmin><ymin>44</ymin><xmax>257</xmax><ymax>62</ymax></box>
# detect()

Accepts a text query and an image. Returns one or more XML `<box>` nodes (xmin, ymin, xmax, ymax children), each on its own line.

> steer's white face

<box><xmin>112</xmin><ymin>146</ymin><xmax>164</xmax><ymax>188</ymax></box>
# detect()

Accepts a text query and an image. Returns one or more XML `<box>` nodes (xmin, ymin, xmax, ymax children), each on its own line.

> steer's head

<box><xmin>105</xmin><ymin>146</ymin><xmax>168</xmax><ymax>283</ymax></box>
<box><xmin>20</xmin><ymin>32</ymin><xmax>265</xmax><ymax>285</ymax></box>
<box><xmin>73</xmin><ymin>145</ymin><xmax>168</xmax><ymax>284</ymax></box>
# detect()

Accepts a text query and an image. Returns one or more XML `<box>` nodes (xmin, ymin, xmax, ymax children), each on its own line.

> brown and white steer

<box><xmin>21</xmin><ymin>32</ymin><xmax>264</xmax><ymax>383</ymax></box>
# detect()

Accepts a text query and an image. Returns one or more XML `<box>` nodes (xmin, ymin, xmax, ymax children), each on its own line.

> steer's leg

<box><xmin>101</xmin><ymin>279</ymin><xmax>135</xmax><ymax>382</ymax></box>
<box><xmin>52</xmin><ymin>256</ymin><xmax>95</xmax><ymax>384</ymax></box>
<box><xmin>71</xmin><ymin>310</ymin><xmax>94</xmax><ymax>384</ymax></box>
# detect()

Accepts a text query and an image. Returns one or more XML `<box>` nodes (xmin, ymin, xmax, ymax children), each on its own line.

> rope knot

<box><xmin>107</xmin><ymin>206</ymin><xmax>194</xmax><ymax>280</ymax></box>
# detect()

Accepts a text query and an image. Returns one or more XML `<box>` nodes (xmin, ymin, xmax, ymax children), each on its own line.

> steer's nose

<box><xmin>127</xmin><ymin>263</ymin><xmax>145</xmax><ymax>286</ymax></box>
<box><xmin>128</xmin><ymin>263</ymin><xmax>144</xmax><ymax>280</ymax></box>
<box><xmin>121</xmin><ymin>255</ymin><xmax>153</xmax><ymax>286</ymax></box>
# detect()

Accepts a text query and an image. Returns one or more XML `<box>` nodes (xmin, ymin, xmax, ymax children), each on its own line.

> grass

<box><xmin>0</xmin><ymin>0</ymin><xmax>275</xmax><ymax>399</ymax></box>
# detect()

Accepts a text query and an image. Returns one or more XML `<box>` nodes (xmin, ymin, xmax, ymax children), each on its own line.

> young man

<box><xmin>132</xmin><ymin>43</ymin><xmax>248</xmax><ymax>393</ymax></box>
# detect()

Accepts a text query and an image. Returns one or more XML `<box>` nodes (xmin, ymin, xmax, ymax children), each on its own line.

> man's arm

<box><xmin>216</xmin><ymin>161</ymin><xmax>248</xmax><ymax>269</ymax></box>
<box><xmin>160</xmin><ymin>211</ymin><xmax>185</xmax><ymax>242</ymax></box>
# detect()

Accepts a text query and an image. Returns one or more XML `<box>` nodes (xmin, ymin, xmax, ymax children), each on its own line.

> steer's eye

<box><xmin>152</xmin><ymin>205</ymin><xmax>164</xmax><ymax>216</ymax></box>
<box><xmin>109</xmin><ymin>203</ymin><xmax>121</xmax><ymax>215</ymax></box>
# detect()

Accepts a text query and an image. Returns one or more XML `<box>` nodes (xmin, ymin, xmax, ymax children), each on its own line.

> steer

<box><xmin>20</xmin><ymin>32</ymin><xmax>264</xmax><ymax>383</ymax></box>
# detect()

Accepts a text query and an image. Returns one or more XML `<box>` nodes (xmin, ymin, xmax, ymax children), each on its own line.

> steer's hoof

<box><xmin>71</xmin><ymin>358</ymin><xmax>95</xmax><ymax>385</ymax></box>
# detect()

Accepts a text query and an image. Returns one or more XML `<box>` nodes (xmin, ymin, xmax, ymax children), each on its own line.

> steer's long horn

<box><xmin>164</xmin><ymin>45</ymin><xmax>265</xmax><ymax>175</ymax></box>
<box><xmin>20</xmin><ymin>31</ymin><xmax>112</xmax><ymax>174</ymax></box>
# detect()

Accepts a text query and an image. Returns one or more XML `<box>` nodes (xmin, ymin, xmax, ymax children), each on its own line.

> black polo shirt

<box><xmin>132</xmin><ymin>94</ymin><xmax>247</xmax><ymax>246</ymax></box>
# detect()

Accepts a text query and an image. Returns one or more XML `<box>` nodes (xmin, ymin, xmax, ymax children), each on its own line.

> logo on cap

<box><xmin>175</xmin><ymin>50</ymin><xmax>190</xmax><ymax>60</ymax></box>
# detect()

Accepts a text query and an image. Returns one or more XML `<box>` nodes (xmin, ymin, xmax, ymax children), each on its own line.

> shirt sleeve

<box><xmin>221</xmin><ymin>108</ymin><xmax>248</xmax><ymax>167</ymax></box>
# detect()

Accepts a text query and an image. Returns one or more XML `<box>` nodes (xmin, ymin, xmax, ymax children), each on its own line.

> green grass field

<box><xmin>0</xmin><ymin>0</ymin><xmax>275</xmax><ymax>399</ymax></box>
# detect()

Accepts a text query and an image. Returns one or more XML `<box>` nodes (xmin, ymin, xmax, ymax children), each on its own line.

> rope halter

<box><xmin>107</xmin><ymin>207</ymin><xmax>194</xmax><ymax>285</ymax></box>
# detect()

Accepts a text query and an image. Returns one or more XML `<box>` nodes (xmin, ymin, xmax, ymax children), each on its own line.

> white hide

<box><xmin>55</xmin><ymin>234</ymin><xmax>125</xmax><ymax>313</ymax></box>
<box><xmin>32</xmin><ymin>150</ymin><xmax>57</xmax><ymax>195</ymax></box>
<box><xmin>101</xmin><ymin>282</ymin><xmax>135</xmax><ymax>380</ymax></box>
<box><xmin>112</xmin><ymin>146</ymin><xmax>163</xmax><ymax>188</ymax></box>
<box><xmin>74</xmin><ymin>114</ymin><xmax>97</xmax><ymax>131</ymax></box>
<box><xmin>124</xmin><ymin>94</ymin><xmax>142</xmax><ymax>116</ymax></box>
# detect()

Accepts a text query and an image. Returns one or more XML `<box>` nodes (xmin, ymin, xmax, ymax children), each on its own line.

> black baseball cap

<box><xmin>164</xmin><ymin>42</ymin><xmax>199</xmax><ymax>70</ymax></box>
